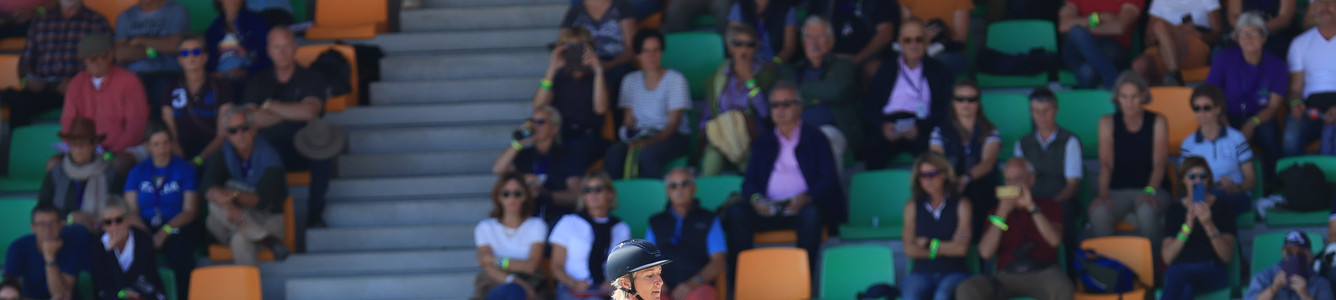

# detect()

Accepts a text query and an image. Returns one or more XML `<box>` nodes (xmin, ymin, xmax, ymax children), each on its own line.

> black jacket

<box><xmin>91</xmin><ymin>228</ymin><xmax>166</xmax><ymax>300</ymax></box>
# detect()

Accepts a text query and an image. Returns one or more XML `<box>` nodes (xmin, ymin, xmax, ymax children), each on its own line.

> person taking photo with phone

<box><xmin>1180</xmin><ymin>84</ymin><xmax>1257</xmax><ymax>216</ymax></box>
<box><xmin>1160</xmin><ymin>156</ymin><xmax>1238</xmax><ymax>300</ymax></box>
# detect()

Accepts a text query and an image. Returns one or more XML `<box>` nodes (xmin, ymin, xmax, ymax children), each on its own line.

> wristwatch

<box><xmin>45</xmin><ymin>258</ymin><xmax>58</xmax><ymax>266</ymax></box>
<box><xmin>1028</xmin><ymin>206</ymin><xmax>1041</xmax><ymax>215</ymax></box>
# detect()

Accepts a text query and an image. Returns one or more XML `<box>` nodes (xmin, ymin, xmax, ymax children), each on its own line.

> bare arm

<box><xmin>551</xmin><ymin>177</ymin><xmax>581</xmax><ymax>207</ymax></box>
<box><xmin>492</xmin><ymin>144</ymin><xmax>524</xmax><ymax>175</ymax></box>
<box><xmin>902</xmin><ymin>201</ymin><xmax>928</xmax><ymax>258</ymax></box>
<box><xmin>125</xmin><ymin>191</ymin><xmax>149</xmax><ymax>231</ymax></box>
<box><xmin>44</xmin><ymin>266</ymin><xmax>75</xmax><ymax>300</ymax></box>
<box><xmin>593</xmin><ymin>69</ymin><xmax>609</xmax><ymax>116</ymax></box>
<box><xmin>1089</xmin><ymin>4</ymin><xmax>1142</xmax><ymax>36</ymax></box>
<box><xmin>939</xmin><ymin>199</ymin><xmax>973</xmax><ymax>256</ymax></box>
<box><xmin>951</xmin><ymin>10</ymin><xmax>970</xmax><ymax>42</ymax></box>
<box><xmin>167</xmin><ymin>191</ymin><xmax>200</xmax><ymax>230</ymax></box>
<box><xmin>976</xmin><ymin>209</ymin><xmax>1004</xmax><ymax>259</ymax></box>
<box><xmin>1148</xmin><ymin>115</ymin><xmax>1169</xmax><ymax>189</ymax></box>
<box><xmin>1098</xmin><ymin>116</ymin><xmax>1114</xmax><ymax>197</ymax></box>
<box><xmin>196</xmin><ymin>103</ymin><xmax>234</xmax><ymax>159</ymax></box>
<box><xmin>1227</xmin><ymin>0</ymin><xmax>1242</xmax><ymax>27</ymax></box>
<box><xmin>114</xmin><ymin>40</ymin><xmax>147</xmax><ymax>63</ymax></box>
<box><xmin>605</xmin><ymin>19</ymin><xmax>638</xmax><ymax>67</ymax></box>
<box><xmin>1055</xmin><ymin>178</ymin><xmax>1082</xmax><ymax>203</ymax></box>
<box><xmin>1240</xmin><ymin>161</ymin><xmax>1257</xmax><ymax>193</ymax></box>
<box><xmin>162</xmin><ymin>106</ymin><xmax>185</xmax><ymax>156</ymax></box>
<box><xmin>642</xmin><ymin>110</ymin><xmax>684</xmax><ymax>145</ymax></box>
<box><xmin>852</xmin><ymin>23</ymin><xmax>895</xmax><ymax>64</ymax></box>
<box><xmin>1032</xmin><ymin>207</ymin><xmax>1063</xmax><ymax>247</ymax></box>
<box><xmin>1290</xmin><ymin>72</ymin><xmax>1305</xmax><ymax>107</ymax></box>
<box><xmin>550</xmin><ymin>244</ymin><xmax>581</xmax><ymax>288</ymax></box>
<box><xmin>967</xmin><ymin>140</ymin><xmax>1000</xmax><ymax>179</ymax></box>
<box><xmin>477</xmin><ymin>245</ymin><xmax>510</xmax><ymax>283</ymax></box>
<box><xmin>1269</xmin><ymin>0</ymin><xmax>1297</xmax><ymax>33</ymax></box>
<box><xmin>1058</xmin><ymin>2</ymin><xmax>1084</xmax><ymax>33</ymax></box>
<box><xmin>776</xmin><ymin>25</ymin><xmax>798</xmax><ymax>63</ymax></box>
<box><xmin>1204</xmin><ymin>10</ymin><xmax>1226</xmax><ymax>45</ymax></box>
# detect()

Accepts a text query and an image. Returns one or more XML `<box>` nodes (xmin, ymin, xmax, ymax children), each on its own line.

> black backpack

<box><xmin>1280</xmin><ymin>163</ymin><xmax>1334</xmax><ymax>211</ymax></box>
<box><xmin>308</xmin><ymin>49</ymin><xmax>353</xmax><ymax>97</ymax></box>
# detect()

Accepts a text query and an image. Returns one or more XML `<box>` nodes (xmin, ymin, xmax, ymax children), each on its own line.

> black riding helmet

<box><xmin>605</xmin><ymin>239</ymin><xmax>672</xmax><ymax>300</ymax></box>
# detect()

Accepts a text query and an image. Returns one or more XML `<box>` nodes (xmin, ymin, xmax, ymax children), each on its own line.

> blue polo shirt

<box><xmin>4</xmin><ymin>226</ymin><xmax>92</xmax><ymax>299</ymax></box>
<box><xmin>1180</xmin><ymin>125</ymin><xmax>1253</xmax><ymax>184</ymax></box>
<box><xmin>123</xmin><ymin>157</ymin><xmax>198</xmax><ymax>224</ymax></box>
<box><xmin>644</xmin><ymin>210</ymin><xmax>727</xmax><ymax>255</ymax></box>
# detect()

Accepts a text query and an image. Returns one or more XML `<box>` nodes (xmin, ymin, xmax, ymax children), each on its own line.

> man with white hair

<box><xmin>780</xmin><ymin>15</ymin><xmax>860</xmax><ymax>157</ymax></box>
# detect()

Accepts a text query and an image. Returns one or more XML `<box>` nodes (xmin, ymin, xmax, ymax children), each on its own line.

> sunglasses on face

<box><xmin>1191</xmin><ymin>105</ymin><xmax>1214</xmax><ymax>112</ymax></box>
<box><xmin>730</xmin><ymin>40</ymin><xmax>758</xmax><ymax>48</ymax></box>
<box><xmin>101</xmin><ymin>216</ymin><xmax>125</xmax><ymax>225</ymax></box>
<box><xmin>1187</xmin><ymin>172</ymin><xmax>1209</xmax><ymax>180</ymax></box>
<box><xmin>226</xmin><ymin>125</ymin><xmax>251</xmax><ymax>135</ymax></box>
<box><xmin>501</xmin><ymin>189</ymin><xmax>526</xmax><ymax>198</ymax></box>
<box><xmin>954</xmin><ymin>96</ymin><xmax>980</xmax><ymax>103</ymax></box>
<box><xmin>529</xmin><ymin>118</ymin><xmax>549</xmax><ymax>126</ymax></box>
<box><xmin>582</xmin><ymin>185</ymin><xmax>606</xmax><ymax>194</ymax></box>
<box><xmin>770</xmin><ymin>100</ymin><xmax>801</xmax><ymax>109</ymax></box>
<box><xmin>919</xmin><ymin>170</ymin><xmax>942</xmax><ymax>179</ymax></box>
<box><xmin>667</xmin><ymin>180</ymin><xmax>693</xmax><ymax>190</ymax></box>
<box><xmin>179</xmin><ymin>49</ymin><xmax>204</xmax><ymax>57</ymax></box>
<box><xmin>900</xmin><ymin>37</ymin><xmax>925</xmax><ymax>44</ymax></box>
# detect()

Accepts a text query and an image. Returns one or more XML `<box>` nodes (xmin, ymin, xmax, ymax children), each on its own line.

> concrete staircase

<box><xmin>258</xmin><ymin>0</ymin><xmax>568</xmax><ymax>299</ymax></box>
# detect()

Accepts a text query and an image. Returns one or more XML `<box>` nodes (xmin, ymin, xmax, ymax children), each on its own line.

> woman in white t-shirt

<box><xmin>604</xmin><ymin>29</ymin><xmax>692</xmax><ymax>179</ymax></box>
<box><xmin>549</xmin><ymin>171</ymin><xmax>632</xmax><ymax>300</ymax></box>
<box><xmin>474</xmin><ymin>173</ymin><xmax>549</xmax><ymax>300</ymax></box>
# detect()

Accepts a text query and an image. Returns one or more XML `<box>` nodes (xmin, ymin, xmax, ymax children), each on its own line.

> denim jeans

<box><xmin>1282</xmin><ymin>115</ymin><xmax>1327</xmax><ymax>156</ymax></box>
<box><xmin>603</xmin><ymin>134</ymin><xmax>688</xmax><ymax>179</ymax></box>
<box><xmin>901</xmin><ymin>272</ymin><xmax>971</xmax><ymax>300</ymax></box>
<box><xmin>486</xmin><ymin>283</ymin><xmax>527</xmax><ymax>300</ymax></box>
<box><xmin>1162</xmin><ymin>261</ymin><xmax>1229</xmax><ymax>300</ymax></box>
<box><xmin>1063</xmin><ymin>27</ymin><xmax>1128</xmax><ymax>89</ymax></box>
<box><xmin>555</xmin><ymin>283</ymin><xmax>605</xmax><ymax>300</ymax></box>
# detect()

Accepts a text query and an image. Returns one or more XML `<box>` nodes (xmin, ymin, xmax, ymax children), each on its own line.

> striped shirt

<box><xmin>1180</xmin><ymin>125</ymin><xmax>1253</xmax><ymax>184</ymax></box>
<box><xmin>20</xmin><ymin>7</ymin><xmax>110</xmax><ymax>80</ymax></box>
<box><xmin>620</xmin><ymin>69</ymin><xmax>692</xmax><ymax>134</ymax></box>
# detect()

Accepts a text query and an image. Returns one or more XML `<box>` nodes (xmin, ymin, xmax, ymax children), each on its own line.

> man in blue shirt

<box><xmin>1245</xmin><ymin>230</ymin><xmax>1332</xmax><ymax>300</ymax></box>
<box><xmin>3</xmin><ymin>204</ymin><xmax>91</xmax><ymax>300</ymax></box>
<box><xmin>646</xmin><ymin>168</ymin><xmax>725</xmax><ymax>300</ymax></box>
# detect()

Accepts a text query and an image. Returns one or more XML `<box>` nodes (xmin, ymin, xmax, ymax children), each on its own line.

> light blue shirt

<box><xmin>645</xmin><ymin>209</ymin><xmax>726</xmax><ymax>255</ymax></box>
<box><xmin>1180</xmin><ymin>125</ymin><xmax>1253</xmax><ymax>184</ymax></box>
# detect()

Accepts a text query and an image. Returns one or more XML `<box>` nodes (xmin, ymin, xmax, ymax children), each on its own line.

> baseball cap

<box><xmin>1284</xmin><ymin>230</ymin><xmax>1312</xmax><ymax>250</ymax></box>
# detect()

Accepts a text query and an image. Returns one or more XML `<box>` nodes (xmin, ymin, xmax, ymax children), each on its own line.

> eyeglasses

<box><xmin>954</xmin><ymin>96</ymin><xmax>980</xmax><ymax>103</ymax></box>
<box><xmin>1187</xmin><ymin>172</ymin><xmax>1209</xmax><ymax>180</ymax></box>
<box><xmin>1191</xmin><ymin>105</ymin><xmax>1214</xmax><ymax>112</ymax></box>
<box><xmin>500</xmin><ymin>189</ymin><xmax>525</xmax><ymax>198</ymax></box>
<box><xmin>582</xmin><ymin>185</ymin><xmax>606</xmax><ymax>194</ymax></box>
<box><xmin>919</xmin><ymin>170</ymin><xmax>942</xmax><ymax>179</ymax></box>
<box><xmin>101</xmin><ymin>216</ymin><xmax>125</xmax><ymax>225</ymax></box>
<box><xmin>226</xmin><ymin>125</ymin><xmax>251</xmax><ymax>135</ymax></box>
<box><xmin>900</xmin><ymin>37</ymin><xmax>925</xmax><ymax>44</ymax></box>
<box><xmin>770</xmin><ymin>100</ymin><xmax>801</xmax><ymax>108</ymax></box>
<box><xmin>730</xmin><ymin>40</ymin><xmax>758</xmax><ymax>48</ymax></box>
<box><xmin>528</xmin><ymin>118</ymin><xmax>548</xmax><ymax>126</ymax></box>
<box><xmin>179</xmin><ymin>49</ymin><xmax>204</xmax><ymax>57</ymax></box>
<box><xmin>667</xmin><ymin>180</ymin><xmax>693</xmax><ymax>190</ymax></box>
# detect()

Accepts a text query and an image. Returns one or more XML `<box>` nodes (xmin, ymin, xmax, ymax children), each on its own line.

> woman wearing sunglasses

<box><xmin>1180</xmin><ymin>84</ymin><xmax>1258</xmax><ymax>216</ymax></box>
<box><xmin>162</xmin><ymin>35</ymin><xmax>235</xmax><ymax>164</ymax></box>
<box><xmin>121</xmin><ymin>122</ymin><xmax>200</xmax><ymax>298</ymax></box>
<box><xmin>205</xmin><ymin>0</ymin><xmax>273</xmax><ymax>81</ymax></box>
<box><xmin>473</xmin><ymin>173</ymin><xmax>549</xmax><ymax>300</ymax></box>
<box><xmin>865</xmin><ymin>18</ymin><xmax>955</xmax><ymax>170</ymax></box>
<box><xmin>550</xmin><ymin>171</ymin><xmax>631</xmax><ymax>300</ymax></box>
<box><xmin>901</xmin><ymin>152</ymin><xmax>974</xmax><ymax>300</ymax></box>
<box><xmin>1090</xmin><ymin>71</ymin><xmax>1171</xmax><ymax>240</ymax></box>
<box><xmin>699</xmin><ymin>23</ymin><xmax>777</xmax><ymax>176</ymax></box>
<box><xmin>1160</xmin><ymin>156</ymin><xmax>1237</xmax><ymax>300</ymax></box>
<box><xmin>1203</xmin><ymin>12</ymin><xmax>1285</xmax><ymax>189</ymax></box>
<box><xmin>928</xmin><ymin>79</ymin><xmax>1000</xmax><ymax>240</ymax></box>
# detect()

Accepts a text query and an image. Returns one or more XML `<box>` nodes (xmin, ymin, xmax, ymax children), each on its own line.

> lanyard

<box><xmin>241</xmin><ymin>157</ymin><xmax>252</xmax><ymax>178</ymax></box>
<box><xmin>74</xmin><ymin>181</ymin><xmax>86</xmax><ymax>208</ymax></box>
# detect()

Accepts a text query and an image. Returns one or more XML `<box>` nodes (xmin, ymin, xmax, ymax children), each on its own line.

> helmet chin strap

<box><xmin>618</xmin><ymin>276</ymin><xmax>645</xmax><ymax>300</ymax></box>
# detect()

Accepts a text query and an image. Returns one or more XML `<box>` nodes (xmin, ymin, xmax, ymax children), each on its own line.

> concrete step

<box><xmin>401</xmin><ymin>4</ymin><xmax>567</xmax><ymax>32</ymax></box>
<box><xmin>324</xmin><ymin>198</ymin><xmax>491</xmax><ymax>227</ymax></box>
<box><xmin>307</xmin><ymin>224</ymin><xmax>474</xmax><ymax>252</ymax></box>
<box><xmin>347</xmin><ymin>124</ymin><xmax>515</xmax><ymax>154</ymax></box>
<box><xmin>323</xmin><ymin>101</ymin><xmax>530</xmax><ymax>127</ymax></box>
<box><xmin>380</xmin><ymin>50</ymin><xmax>548</xmax><ymax>81</ymax></box>
<box><xmin>327</xmin><ymin>174</ymin><xmax>496</xmax><ymax>199</ymax></box>
<box><xmin>259</xmin><ymin>249</ymin><xmax>479</xmax><ymax>277</ymax></box>
<box><xmin>286</xmin><ymin>273</ymin><xmax>474</xmax><ymax>300</ymax></box>
<box><xmin>424</xmin><ymin>0</ymin><xmax>566</xmax><ymax>8</ymax></box>
<box><xmin>338</xmin><ymin>150</ymin><xmax>498</xmax><ymax>177</ymax></box>
<box><xmin>370</xmin><ymin>77</ymin><xmax>537</xmax><ymax>105</ymax></box>
<box><xmin>371</xmin><ymin>28</ymin><xmax>557</xmax><ymax>53</ymax></box>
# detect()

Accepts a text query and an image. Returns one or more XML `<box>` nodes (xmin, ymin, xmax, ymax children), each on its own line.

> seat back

<box><xmin>314</xmin><ymin>0</ymin><xmax>388</xmax><ymax>32</ymax></box>
<box><xmin>182</xmin><ymin>0</ymin><xmax>219</xmax><ymax>34</ymax></box>
<box><xmin>661</xmin><ymin>32</ymin><xmax>724</xmax><ymax>100</ymax></box>
<box><xmin>84</xmin><ymin>0</ymin><xmax>138</xmax><ymax>28</ymax></box>
<box><xmin>189</xmin><ymin>265</ymin><xmax>262</xmax><ymax>300</ymax></box>
<box><xmin>694</xmin><ymin>175</ymin><xmax>742</xmax><ymax>211</ymax></box>
<box><xmin>0</xmin><ymin>54</ymin><xmax>19</xmax><ymax>89</ymax></box>
<box><xmin>981</xmin><ymin>92</ymin><xmax>1032</xmax><ymax>159</ymax></box>
<box><xmin>978</xmin><ymin>20</ymin><xmax>1057</xmax><ymax>88</ymax></box>
<box><xmin>820</xmin><ymin>245</ymin><xmax>894</xmax><ymax>300</ymax></box>
<box><xmin>1054</xmin><ymin>90</ymin><xmax>1114</xmax><ymax>158</ymax></box>
<box><xmin>1251</xmin><ymin>231</ymin><xmax>1325</xmax><ymax>276</ymax></box>
<box><xmin>1145</xmin><ymin>86</ymin><xmax>1196</xmax><ymax>156</ymax></box>
<box><xmin>846</xmin><ymin>169</ymin><xmax>912</xmax><ymax>229</ymax></box>
<box><xmin>611</xmin><ymin>179</ymin><xmax>667</xmax><ymax>238</ymax></box>
<box><xmin>295</xmin><ymin>44</ymin><xmax>359</xmax><ymax>109</ymax></box>
<box><xmin>8</xmin><ymin>124</ymin><xmax>63</xmax><ymax>181</ymax></box>
<box><xmin>736</xmin><ymin>248</ymin><xmax>810</xmax><ymax>300</ymax></box>
<box><xmin>1080</xmin><ymin>236</ymin><xmax>1155</xmax><ymax>288</ymax></box>
<box><xmin>0</xmin><ymin>198</ymin><xmax>38</xmax><ymax>264</ymax></box>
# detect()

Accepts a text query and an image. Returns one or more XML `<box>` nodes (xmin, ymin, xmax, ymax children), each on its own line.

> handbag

<box><xmin>705</xmin><ymin>110</ymin><xmax>752</xmax><ymax>164</ymax></box>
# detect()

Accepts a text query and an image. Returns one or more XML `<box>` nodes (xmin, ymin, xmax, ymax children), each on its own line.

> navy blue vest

<box><xmin>911</xmin><ymin>196</ymin><xmax>968</xmax><ymax>274</ymax></box>
<box><xmin>649</xmin><ymin>204</ymin><xmax>715</xmax><ymax>286</ymax></box>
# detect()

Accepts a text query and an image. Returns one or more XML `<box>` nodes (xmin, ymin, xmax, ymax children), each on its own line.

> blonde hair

<box><xmin>557</xmin><ymin>27</ymin><xmax>594</xmax><ymax>47</ymax></box>
<box><xmin>576</xmin><ymin>171</ymin><xmax>618</xmax><ymax>212</ymax></box>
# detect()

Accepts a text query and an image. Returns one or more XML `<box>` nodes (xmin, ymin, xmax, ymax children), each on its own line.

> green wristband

<box><xmin>929</xmin><ymin>238</ymin><xmax>940</xmax><ymax>259</ymax></box>
<box><xmin>539</xmin><ymin>79</ymin><xmax>553</xmax><ymax>90</ymax></box>
<box><xmin>1143</xmin><ymin>186</ymin><xmax>1157</xmax><ymax>196</ymax></box>
<box><xmin>1292</xmin><ymin>99</ymin><xmax>1305</xmax><ymax>107</ymax></box>
<box><xmin>1180</xmin><ymin>224</ymin><xmax>1191</xmax><ymax>234</ymax></box>
<box><xmin>988</xmin><ymin>215</ymin><xmax>1009</xmax><ymax>231</ymax></box>
<box><xmin>1089</xmin><ymin>13</ymin><xmax>1100</xmax><ymax>28</ymax></box>
<box><xmin>1177</xmin><ymin>232</ymin><xmax>1189</xmax><ymax>241</ymax></box>
<box><xmin>193</xmin><ymin>156</ymin><xmax>204</xmax><ymax>166</ymax></box>
<box><xmin>145</xmin><ymin>47</ymin><xmax>158</xmax><ymax>59</ymax></box>
<box><xmin>511</xmin><ymin>140</ymin><xmax>523</xmax><ymax>150</ymax></box>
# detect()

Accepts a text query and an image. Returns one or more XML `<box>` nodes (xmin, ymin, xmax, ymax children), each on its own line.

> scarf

<box><xmin>56</xmin><ymin>155</ymin><xmax>112</xmax><ymax>216</ymax></box>
<box><xmin>221</xmin><ymin>137</ymin><xmax>283</xmax><ymax>187</ymax></box>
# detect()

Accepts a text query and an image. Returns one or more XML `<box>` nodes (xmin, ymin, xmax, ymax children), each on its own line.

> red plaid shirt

<box><xmin>20</xmin><ymin>6</ymin><xmax>110</xmax><ymax>80</ymax></box>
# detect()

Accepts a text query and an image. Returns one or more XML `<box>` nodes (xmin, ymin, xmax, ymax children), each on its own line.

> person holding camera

<box><xmin>1161</xmin><ymin>156</ymin><xmax>1237</xmax><ymax>300</ymax></box>
<box><xmin>955</xmin><ymin>157</ymin><xmax>1072</xmax><ymax>300</ymax></box>
<box><xmin>493</xmin><ymin>106</ymin><xmax>584</xmax><ymax>228</ymax></box>
<box><xmin>1245</xmin><ymin>230</ymin><xmax>1332</xmax><ymax>300</ymax></box>
<box><xmin>534</xmin><ymin>28</ymin><xmax>611</xmax><ymax>175</ymax></box>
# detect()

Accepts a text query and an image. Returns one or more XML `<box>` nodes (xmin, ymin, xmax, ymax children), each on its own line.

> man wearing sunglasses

<box><xmin>493</xmin><ymin>106</ymin><xmax>584</xmax><ymax>228</ymax></box>
<box><xmin>3</xmin><ymin>204</ymin><xmax>93</xmax><ymax>300</ymax></box>
<box><xmin>200</xmin><ymin>106</ymin><xmax>291</xmax><ymax>265</ymax></box>
<box><xmin>646</xmin><ymin>168</ymin><xmax>725</xmax><ymax>300</ymax></box>
<box><xmin>59</xmin><ymin>32</ymin><xmax>148</xmax><ymax>176</ymax></box>
<box><xmin>90</xmin><ymin>201</ymin><xmax>166</xmax><ymax>300</ymax></box>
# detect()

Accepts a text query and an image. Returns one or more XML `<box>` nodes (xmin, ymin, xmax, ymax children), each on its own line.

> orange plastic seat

<box><xmin>305</xmin><ymin>0</ymin><xmax>387</xmax><ymax>40</ymax></box>
<box><xmin>83</xmin><ymin>0</ymin><xmax>138</xmax><ymax>29</ymax></box>
<box><xmin>735</xmin><ymin>248</ymin><xmax>810</xmax><ymax>300</ymax></box>
<box><xmin>0</xmin><ymin>37</ymin><xmax>24</xmax><ymax>52</ymax></box>
<box><xmin>753</xmin><ymin>227</ymin><xmax>829</xmax><ymax>244</ymax></box>
<box><xmin>1146</xmin><ymin>86</ymin><xmax>1197</xmax><ymax>156</ymax></box>
<box><xmin>1075</xmin><ymin>236</ymin><xmax>1155</xmax><ymax>300</ymax></box>
<box><xmin>1181</xmin><ymin>66</ymin><xmax>1210</xmax><ymax>83</ymax></box>
<box><xmin>294</xmin><ymin>44</ymin><xmax>358</xmax><ymax>112</ymax></box>
<box><xmin>189</xmin><ymin>265</ymin><xmax>262</xmax><ymax>300</ymax></box>
<box><xmin>208</xmin><ymin>197</ymin><xmax>297</xmax><ymax>262</ymax></box>
<box><xmin>286</xmin><ymin>171</ymin><xmax>311</xmax><ymax>186</ymax></box>
<box><xmin>1</xmin><ymin>54</ymin><xmax>20</xmax><ymax>90</ymax></box>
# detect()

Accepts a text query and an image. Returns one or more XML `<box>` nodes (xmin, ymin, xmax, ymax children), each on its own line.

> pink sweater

<box><xmin>61</xmin><ymin>66</ymin><xmax>148</xmax><ymax>152</ymax></box>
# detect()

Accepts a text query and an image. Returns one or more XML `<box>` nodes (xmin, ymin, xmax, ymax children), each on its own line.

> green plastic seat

<box><xmin>695</xmin><ymin>175</ymin><xmax>742</xmax><ymax>211</ymax></box>
<box><xmin>820</xmin><ymin>245</ymin><xmax>894</xmax><ymax>299</ymax></box>
<box><xmin>662</xmin><ymin>32</ymin><xmax>724</xmax><ymax>100</ymax></box>
<box><xmin>1266</xmin><ymin>156</ymin><xmax>1336</xmax><ymax>227</ymax></box>
<box><xmin>981</xmin><ymin>93</ymin><xmax>1031</xmax><ymax>159</ymax></box>
<box><xmin>1251</xmin><ymin>231</ymin><xmax>1325</xmax><ymax>278</ymax></box>
<box><xmin>33</xmin><ymin>109</ymin><xmax>61</xmax><ymax>121</ymax></box>
<box><xmin>839</xmin><ymin>169</ymin><xmax>912</xmax><ymax>240</ymax></box>
<box><xmin>688</xmin><ymin>14</ymin><xmax>715</xmax><ymax>29</ymax></box>
<box><xmin>977</xmin><ymin>20</ymin><xmax>1057</xmax><ymax>89</ymax></box>
<box><xmin>0</xmin><ymin>198</ymin><xmax>38</xmax><ymax>267</ymax></box>
<box><xmin>181</xmin><ymin>0</ymin><xmax>218</xmax><ymax>34</ymax></box>
<box><xmin>78</xmin><ymin>271</ymin><xmax>92</xmax><ymax>300</ymax></box>
<box><xmin>160</xmin><ymin>267</ymin><xmax>177</xmax><ymax>300</ymax></box>
<box><xmin>1054</xmin><ymin>90</ymin><xmax>1113</xmax><ymax>158</ymax></box>
<box><xmin>612</xmin><ymin>179</ymin><xmax>667</xmax><ymax>238</ymax></box>
<box><xmin>0</xmin><ymin>124</ymin><xmax>62</xmax><ymax>193</ymax></box>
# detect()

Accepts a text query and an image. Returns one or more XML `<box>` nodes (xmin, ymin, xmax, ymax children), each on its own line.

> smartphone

<box><xmin>563</xmin><ymin>44</ymin><xmax>586</xmax><ymax>66</ymax></box>
<box><xmin>1192</xmin><ymin>183</ymin><xmax>1206</xmax><ymax>203</ymax></box>
<box><xmin>996</xmin><ymin>186</ymin><xmax>1019</xmax><ymax>199</ymax></box>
